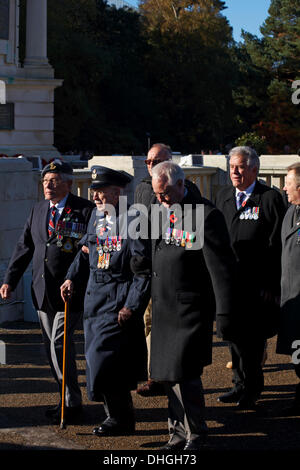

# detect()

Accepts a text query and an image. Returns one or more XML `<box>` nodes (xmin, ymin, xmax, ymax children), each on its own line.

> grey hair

<box><xmin>287</xmin><ymin>162</ymin><xmax>300</xmax><ymax>186</ymax></box>
<box><xmin>229</xmin><ymin>146</ymin><xmax>260</xmax><ymax>171</ymax></box>
<box><xmin>152</xmin><ymin>161</ymin><xmax>185</xmax><ymax>185</ymax></box>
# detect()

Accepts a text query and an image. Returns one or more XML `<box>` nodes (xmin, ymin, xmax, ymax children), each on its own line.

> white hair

<box><xmin>152</xmin><ymin>161</ymin><xmax>185</xmax><ymax>185</ymax></box>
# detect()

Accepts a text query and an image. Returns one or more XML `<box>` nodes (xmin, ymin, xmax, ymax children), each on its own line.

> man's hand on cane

<box><xmin>0</xmin><ymin>283</ymin><xmax>12</xmax><ymax>300</ymax></box>
<box><xmin>60</xmin><ymin>280</ymin><xmax>74</xmax><ymax>302</ymax></box>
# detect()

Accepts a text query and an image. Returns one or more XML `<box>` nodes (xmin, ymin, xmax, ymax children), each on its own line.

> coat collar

<box><xmin>283</xmin><ymin>205</ymin><xmax>300</xmax><ymax>240</ymax></box>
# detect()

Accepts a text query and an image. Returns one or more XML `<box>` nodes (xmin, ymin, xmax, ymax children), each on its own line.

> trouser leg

<box><xmin>230</xmin><ymin>340</ymin><xmax>265</xmax><ymax>399</ymax></box>
<box><xmin>230</xmin><ymin>343</ymin><xmax>244</xmax><ymax>392</ymax></box>
<box><xmin>38</xmin><ymin>309</ymin><xmax>82</xmax><ymax>407</ymax></box>
<box><xmin>103</xmin><ymin>390</ymin><xmax>134</xmax><ymax>425</ymax></box>
<box><xmin>164</xmin><ymin>378</ymin><xmax>208</xmax><ymax>443</ymax></box>
<box><xmin>144</xmin><ymin>299</ymin><xmax>152</xmax><ymax>377</ymax></box>
<box><xmin>293</xmin><ymin>363</ymin><xmax>300</xmax><ymax>403</ymax></box>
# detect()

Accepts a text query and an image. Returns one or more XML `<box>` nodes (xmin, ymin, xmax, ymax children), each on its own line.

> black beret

<box><xmin>90</xmin><ymin>166</ymin><xmax>132</xmax><ymax>189</ymax></box>
<box><xmin>41</xmin><ymin>159</ymin><xmax>73</xmax><ymax>177</ymax></box>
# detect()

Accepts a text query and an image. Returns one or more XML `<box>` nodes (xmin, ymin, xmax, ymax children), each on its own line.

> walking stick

<box><xmin>60</xmin><ymin>299</ymin><xmax>69</xmax><ymax>429</ymax></box>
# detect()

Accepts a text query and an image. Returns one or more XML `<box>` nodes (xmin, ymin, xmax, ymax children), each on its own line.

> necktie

<box><xmin>48</xmin><ymin>205</ymin><xmax>57</xmax><ymax>237</ymax></box>
<box><xmin>236</xmin><ymin>192</ymin><xmax>246</xmax><ymax>210</ymax></box>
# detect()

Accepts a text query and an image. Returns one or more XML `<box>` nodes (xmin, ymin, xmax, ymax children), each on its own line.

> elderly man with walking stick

<box><xmin>61</xmin><ymin>166</ymin><xmax>151</xmax><ymax>436</ymax></box>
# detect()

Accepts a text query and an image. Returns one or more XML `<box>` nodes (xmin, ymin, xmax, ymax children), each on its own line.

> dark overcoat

<box><xmin>66</xmin><ymin>207</ymin><xmax>150</xmax><ymax>400</ymax></box>
<box><xmin>150</xmin><ymin>191</ymin><xmax>237</xmax><ymax>382</ymax></box>
<box><xmin>215</xmin><ymin>181</ymin><xmax>286</xmax><ymax>338</ymax></box>
<box><xmin>4</xmin><ymin>192</ymin><xmax>94</xmax><ymax>312</ymax></box>
<box><xmin>277</xmin><ymin>205</ymin><xmax>300</xmax><ymax>355</ymax></box>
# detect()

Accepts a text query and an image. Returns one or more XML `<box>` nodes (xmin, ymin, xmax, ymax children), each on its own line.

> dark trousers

<box><xmin>102</xmin><ymin>390</ymin><xmax>134</xmax><ymax>424</ymax></box>
<box><xmin>229</xmin><ymin>339</ymin><xmax>265</xmax><ymax>399</ymax></box>
<box><xmin>293</xmin><ymin>363</ymin><xmax>300</xmax><ymax>403</ymax></box>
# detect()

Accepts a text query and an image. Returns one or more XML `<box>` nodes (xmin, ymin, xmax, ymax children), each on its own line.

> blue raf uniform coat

<box><xmin>66</xmin><ymin>206</ymin><xmax>150</xmax><ymax>401</ymax></box>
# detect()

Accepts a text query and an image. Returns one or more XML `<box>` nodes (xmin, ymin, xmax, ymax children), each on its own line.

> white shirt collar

<box><xmin>49</xmin><ymin>194</ymin><xmax>69</xmax><ymax>214</ymax></box>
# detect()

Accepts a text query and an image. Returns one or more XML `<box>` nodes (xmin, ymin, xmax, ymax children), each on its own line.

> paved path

<box><xmin>0</xmin><ymin>321</ymin><xmax>300</xmax><ymax>459</ymax></box>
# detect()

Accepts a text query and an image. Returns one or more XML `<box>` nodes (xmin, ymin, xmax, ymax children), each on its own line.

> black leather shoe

<box><xmin>161</xmin><ymin>440</ymin><xmax>186</xmax><ymax>451</ymax></box>
<box><xmin>48</xmin><ymin>404</ymin><xmax>83</xmax><ymax>424</ymax></box>
<box><xmin>93</xmin><ymin>420</ymin><xmax>135</xmax><ymax>436</ymax></box>
<box><xmin>184</xmin><ymin>436</ymin><xmax>206</xmax><ymax>451</ymax></box>
<box><xmin>218</xmin><ymin>389</ymin><xmax>243</xmax><ymax>403</ymax></box>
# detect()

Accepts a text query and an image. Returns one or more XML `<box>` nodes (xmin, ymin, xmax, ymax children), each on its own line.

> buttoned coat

<box><xmin>215</xmin><ymin>180</ymin><xmax>286</xmax><ymax>338</ymax></box>
<box><xmin>66</xmin><ymin>207</ymin><xmax>150</xmax><ymax>400</ymax></box>
<box><xmin>4</xmin><ymin>192</ymin><xmax>94</xmax><ymax>313</ymax></box>
<box><xmin>150</xmin><ymin>191</ymin><xmax>237</xmax><ymax>382</ymax></box>
<box><xmin>277</xmin><ymin>205</ymin><xmax>300</xmax><ymax>355</ymax></box>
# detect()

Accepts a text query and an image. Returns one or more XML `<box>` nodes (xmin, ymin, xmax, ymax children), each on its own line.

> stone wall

<box><xmin>0</xmin><ymin>157</ymin><xmax>38</xmax><ymax>323</ymax></box>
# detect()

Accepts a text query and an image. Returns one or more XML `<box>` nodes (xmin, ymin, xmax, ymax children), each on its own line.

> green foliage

<box><xmin>48</xmin><ymin>0</ymin><xmax>152</xmax><ymax>155</ymax></box>
<box><xmin>43</xmin><ymin>0</ymin><xmax>300</xmax><ymax>155</ymax></box>
<box><xmin>238</xmin><ymin>0</ymin><xmax>300</xmax><ymax>153</ymax></box>
<box><xmin>235</xmin><ymin>132</ymin><xmax>267</xmax><ymax>156</ymax></box>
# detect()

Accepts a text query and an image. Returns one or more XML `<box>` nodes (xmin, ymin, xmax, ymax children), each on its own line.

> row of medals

<box><xmin>165</xmin><ymin>228</ymin><xmax>196</xmax><ymax>248</ymax></box>
<box><xmin>239</xmin><ymin>207</ymin><xmax>260</xmax><ymax>220</ymax></box>
<box><xmin>56</xmin><ymin>221</ymin><xmax>85</xmax><ymax>248</ymax></box>
<box><xmin>97</xmin><ymin>236</ymin><xmax>122</xmax><ymax>269</ymax></box>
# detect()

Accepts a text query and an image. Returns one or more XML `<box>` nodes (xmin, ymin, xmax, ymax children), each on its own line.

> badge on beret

<box><xmin>92</xmin><ymin>169</ymin><xmax>97</xmax><ymax>180</ymax></box>
<box><xmin>49</xmin><ymin>162</ymin><xmax>57</xmax><ymax>170</ymax></box>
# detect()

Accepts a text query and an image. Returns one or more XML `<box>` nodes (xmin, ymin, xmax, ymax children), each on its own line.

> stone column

<box><xmin>24</xmin><ymin>0</ymin><xmax>50</xmax><ymax>67</ymax></box>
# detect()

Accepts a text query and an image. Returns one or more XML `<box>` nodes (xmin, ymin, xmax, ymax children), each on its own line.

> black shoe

<box><xmin>218</xmin><ymin>389</ymin><xmax>243</xmax><ymax>403</ymax></box>
<box><xmin>48</xmin><ymin>404</ymin><xmax>83</xmax><ymax>424</ymax></box>
<box><xmin>93</xmin><ymin>419</ymin><xmax>135</xmax><ymax>436</ymax></box>
<box><xmin>45</xmin><ymin>404</ymin><xmax>61</xmax><ymax>418</ymax></box>
<box><xmin>161</xmin><ymin>440</ymin><xmax>186</xmax><ymax>451</ymax></box>
<box><xmin>237</xmin><ymin>395</ymin><xmax>257</xmax><ymax>410</ymax></box>
<box><xmin>184</xmin><ymin>436</ymin><xmax>206</xmax><ymax>451</ymax></box>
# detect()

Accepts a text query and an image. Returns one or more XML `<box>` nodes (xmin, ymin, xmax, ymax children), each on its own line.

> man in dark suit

<box><xmin>277</xmin><ymin>162</ymin><xmax>300</xmax><ymax>415</ymax></box>
<box><xmin>0</xmin><ymin>159</ymin><xmax>94</xmax><ymax>424</ymax></box>
<box><xmin>148</xmin><ymin>161</ymin><xmax>237</xmax><ymax>451</ymax></box>
<box><xmin>215</xmin><ymin>146</ymin><xmax>286</xmax><ymax>409</ymax></box>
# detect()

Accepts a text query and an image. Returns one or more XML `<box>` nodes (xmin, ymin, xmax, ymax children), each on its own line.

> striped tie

<box><xmin>237</xmin><ymin>192</ymin><xmax>246</xmax><ymax>210</ymax></box>
<box><xmin>48</xmin><ymin>205</ymin><xmax>57</xmax><ymax>237</ymax></box>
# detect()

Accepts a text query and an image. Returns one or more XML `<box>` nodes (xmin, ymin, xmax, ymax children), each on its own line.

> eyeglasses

<box><xmin>156</xmin><ymin>187</ymin><xmax>172</xmax><ymax>198</ymax></box>
<box><xmin>144</xmin><ymin>159</ymin><xmax>163</xmax><ymax>166</ymax></box>
<box><xmin>41</xmin><ymin>178</ymin><xmax>62</xmax><ymax>187</ymax></box>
